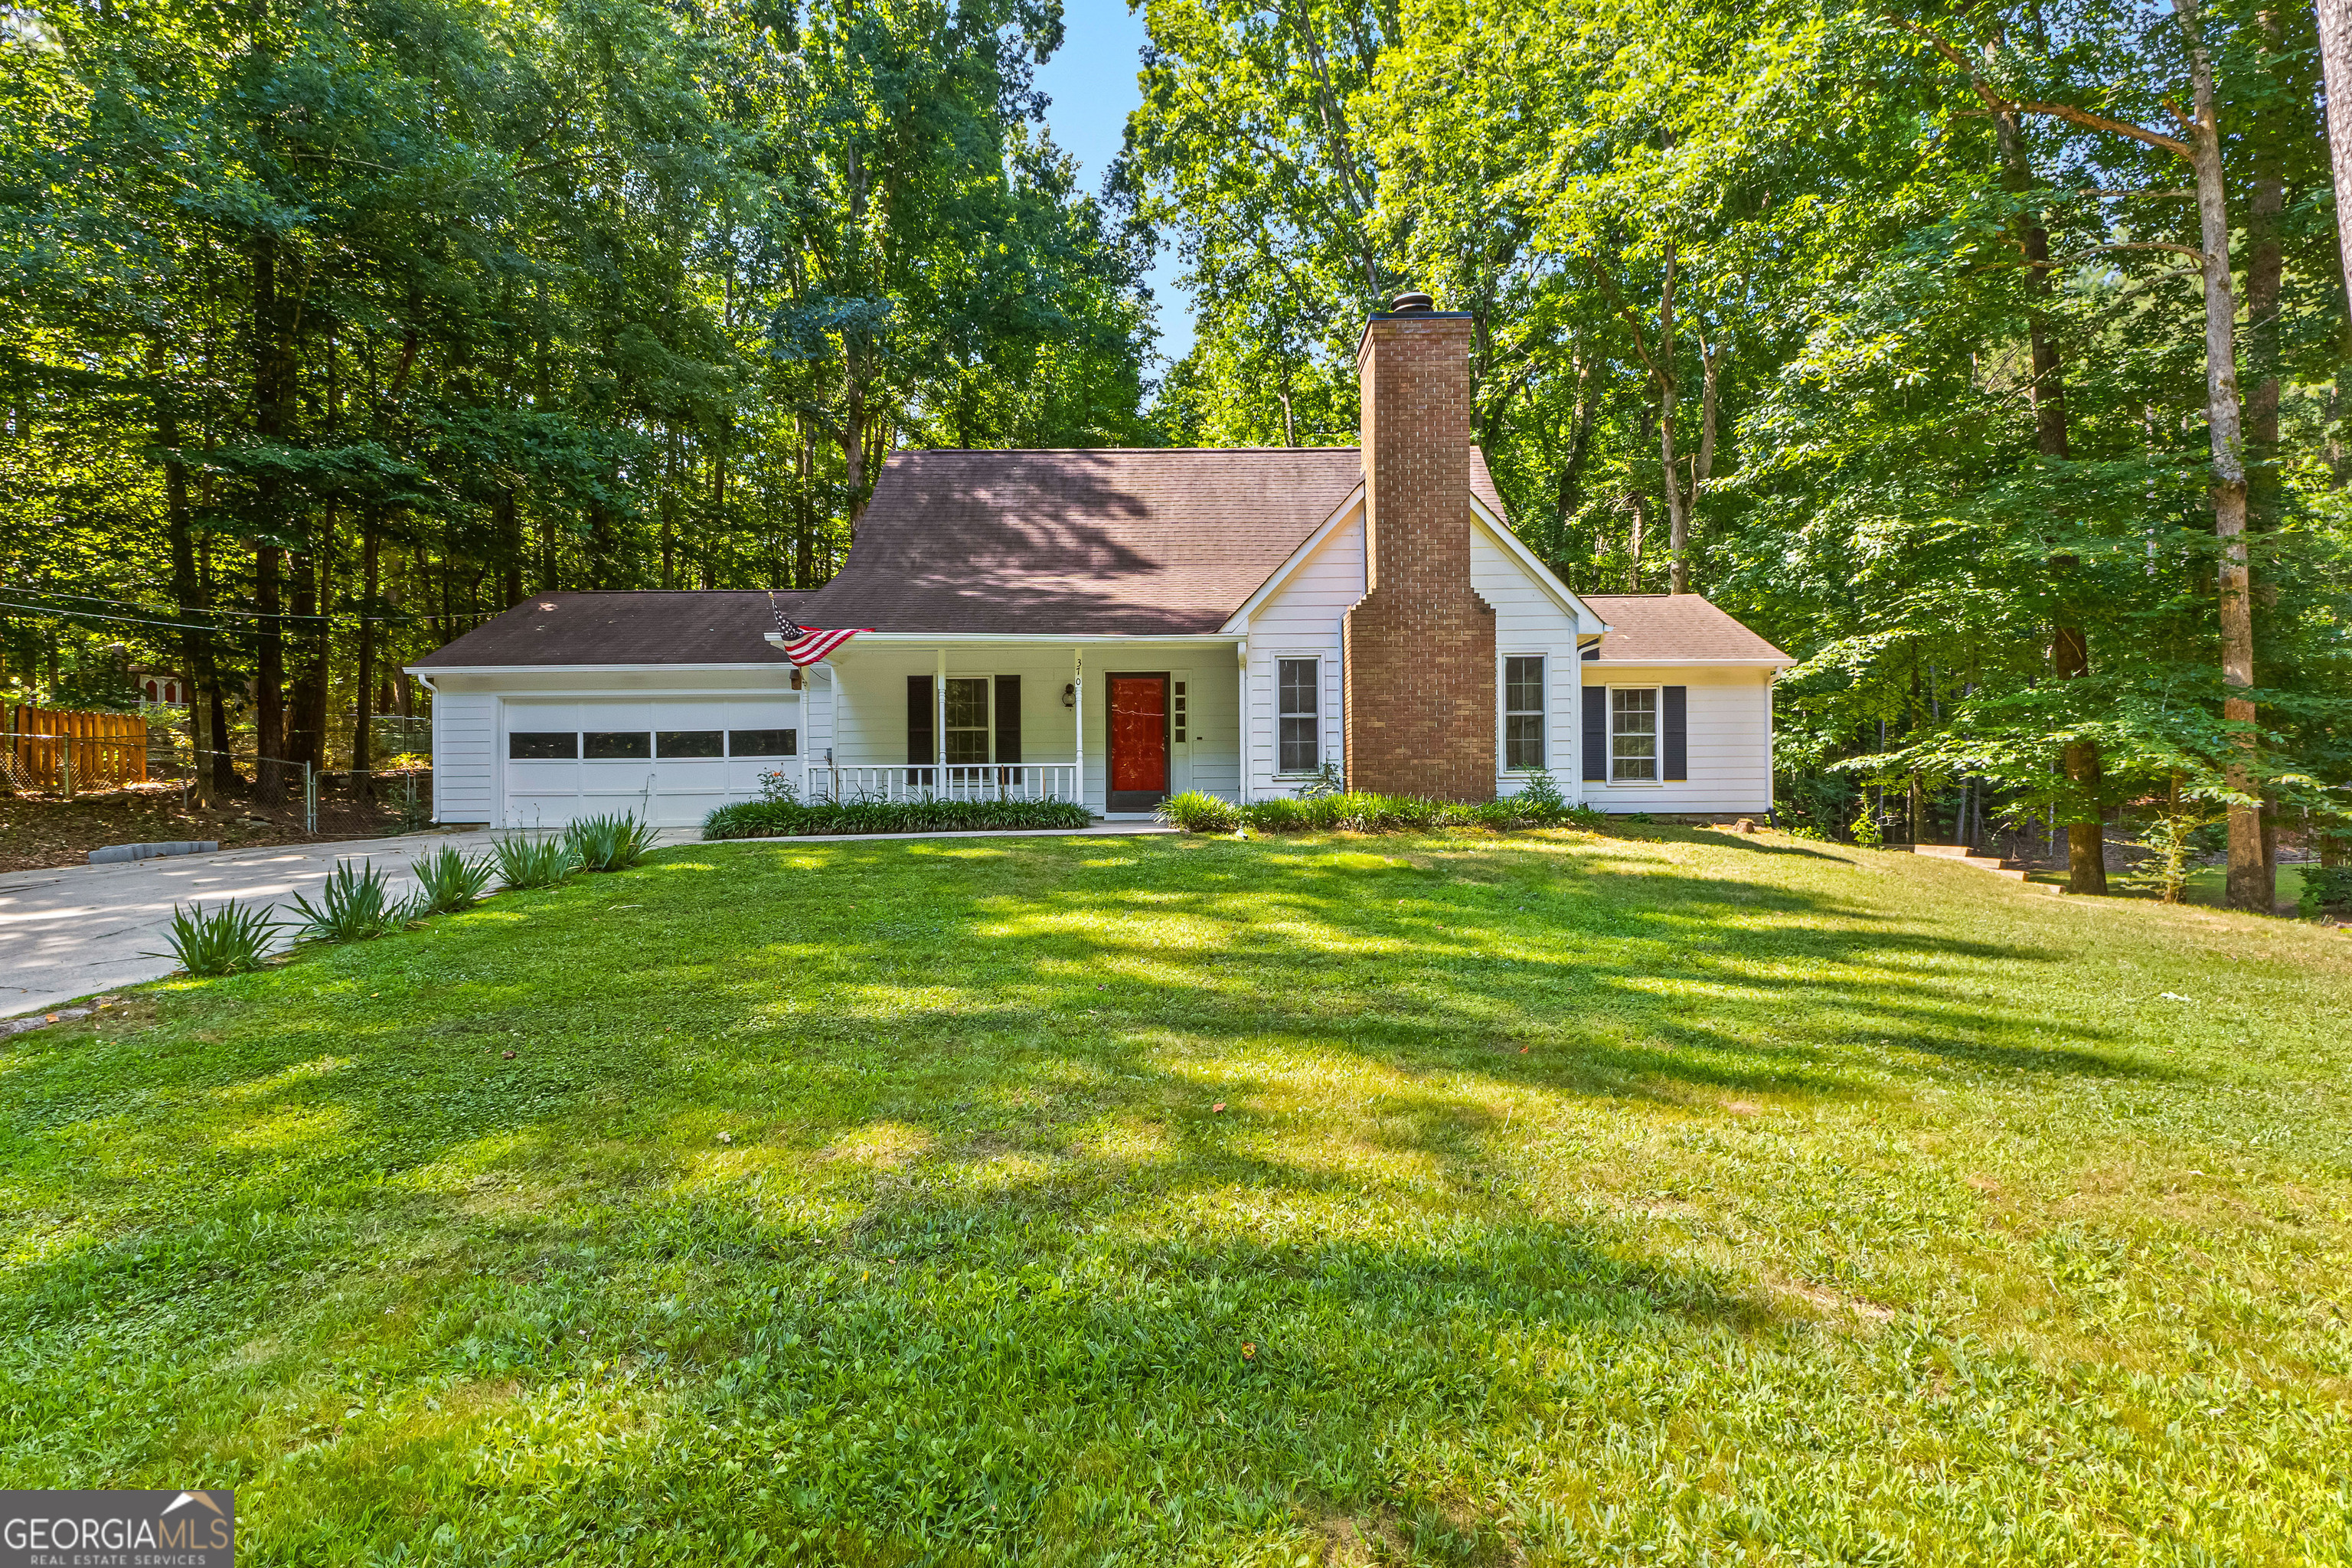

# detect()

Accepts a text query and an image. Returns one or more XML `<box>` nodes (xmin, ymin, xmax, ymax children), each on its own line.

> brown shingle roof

<box><xmin>412</xmin><ymin>590</ymin><xmax>811</xmax><ymax>668</ymax></box>
<box><xmin>414</xmin><ymin>445</ymin><xmax>1515</xmax><ymax>662</ymax></box>
<box><xmin>798</xmin><ymin>448</ymin><xmax>1368</xmax><ymax>635</ymax></box>
<box><xmin>1583</xmin><ymin>594</ymin><xmax>1792</xmax><ymax>662</ymax></box>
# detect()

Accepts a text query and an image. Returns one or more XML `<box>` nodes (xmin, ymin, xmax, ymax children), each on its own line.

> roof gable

<box><xmin>1583</xmin><ymin>595</ymin><xmax>1792</xmax><ymax>663</ymax></box>
<box><xmin>802</xmin><ymin>449</ymin><xmax>1363</xmax><ymax>635</ymax></box>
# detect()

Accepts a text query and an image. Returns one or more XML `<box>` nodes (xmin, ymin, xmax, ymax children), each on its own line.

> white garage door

<box><xmin>500</xmin><ymin>697</ymin><xmax>800</xmax><ymax>828</ymax></box>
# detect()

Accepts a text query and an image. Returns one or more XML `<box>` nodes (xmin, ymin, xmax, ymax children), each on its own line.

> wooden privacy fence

<box><xmin>4</xmin><ymin>705</ymin><xmax>149</xmax><ymax>790</ymax></box>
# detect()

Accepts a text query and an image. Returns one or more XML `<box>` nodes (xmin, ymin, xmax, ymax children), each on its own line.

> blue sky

<box><xmin>1031</xmin><ymin>0</ymin><xmax>1197</xmax><ymax>364</ymax></box>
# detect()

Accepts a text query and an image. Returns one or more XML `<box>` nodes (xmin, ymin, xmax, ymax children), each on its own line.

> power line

<box><xmin>0</xmin><ymin>598</ymin><xmax>485</xmax><ymax>637</ymax></box>
<box><xmin>0</xmin><ymin>599</ymin><xmax>229</xmax><ymax>634</ymax></box>
<box><xmin>1</xmin><ymin>585</ymin><xmax>420</xmax><ymax>626</ymax></box>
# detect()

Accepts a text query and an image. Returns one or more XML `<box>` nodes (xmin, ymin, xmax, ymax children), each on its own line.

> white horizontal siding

<box><xmin>1579</xmin><ymin>665</ymin><xmax>1775</xmax><ymax>814</ymax></box>
<box><xmin>1470</xmin><ymin>521</ymin><xmax>1584</xmax><ymax>795</ymax></box>
<box><xmin>1246</xmin><ymin>505</ymin><xmax>1361</xmax><ymax>798</ymax></box>
<box><xmin>432</xmin><ymin>693</ymin><xmax>496</xmax><ymax>823</ymax></box>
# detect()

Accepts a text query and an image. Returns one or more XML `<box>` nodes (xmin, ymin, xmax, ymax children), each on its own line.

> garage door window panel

<box><xmin>729</xmin><ymin>729</ymin><xmax>795</xmax><ymax>757</ymax></box>
<box><xmin>657</xmin><ymin>730</ymin><xmax>723</xmax><ymax>759</ymax></box>
<box><xmin>584</xmin><ymin>731</ymin><xmax>650</xmax><ymax>760</ymax></box>
<box><xmin>508</xmin><ymin>732</ymin><xmax>577</xmax><ymax>760</ymax></box>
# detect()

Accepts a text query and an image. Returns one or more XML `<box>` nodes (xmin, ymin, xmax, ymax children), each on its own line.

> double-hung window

<box><xmin>1277</xmin><ymin>658</ymin><xmax>1318</xmax><ymax>773</ymax></box>
<box><xmin>1611</xmin><ymin>688</ymin><xmax>1658</xmax><ymax>782</ymax></box>
<box><xmin>943</xmin><ymin>677</ymin><xmax>991</xmax><ymax>765</ymax></box>
<box><xmin>1504</xmin><ymin>656</ymin><xmax>1545</xmax><ymax>771</ymax></box>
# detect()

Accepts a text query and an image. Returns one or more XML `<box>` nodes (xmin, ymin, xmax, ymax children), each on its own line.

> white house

<box><xmin>410</xmin><ymin>295</ymin><xmax>1791</xmax><ymax>828</ymax></box>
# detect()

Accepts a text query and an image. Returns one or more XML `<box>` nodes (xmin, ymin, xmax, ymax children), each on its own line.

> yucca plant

<box><xmin>145</xmin><ymin>900</ymin><xmax>283</xmax><ymax>976</ymax></box>
<box><xmin>413</xmin><ymin>843</ymin><xmax>496</xmax><ymax>913</ymax></box>
<box><xmin>284</xmin><ymin>860</ymin><xmax>420</xmax><ymax>943</ymax></box>
<box><xmin>493</xmin><ymin>831</ymin><xmax>578</xmax><ymax>890</ymax></box>
<box><xmin>565</xmin><ymin>811</ymin><xmax>657</xmax><ymax>872</ymax></box>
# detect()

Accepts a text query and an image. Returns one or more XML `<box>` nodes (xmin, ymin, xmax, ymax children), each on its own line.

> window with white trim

<box><xmin>943</xmin><ymin>676</ymin><xmax>991</xmax><ymax>764</ymax></box>
<box><xmin>1277</xmin><ymin>658</ymin><xmax>1318</xmax><ymax>773</ymax></box>
<box><xmin>1611</xmin><ymin>687</ymin><xmax>1658</xmax><ymax>782</ymax></box>
<box><xmin>1504</xmin><ymin>656</ymin><xmax>1545</xmax><ymax>771</ymax></box>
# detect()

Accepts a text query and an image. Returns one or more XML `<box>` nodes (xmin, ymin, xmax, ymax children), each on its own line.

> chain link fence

<box><xmin>4</xmin><ymin>710</ymin><xmax>435</xmax><ymax>841</ymax></box>
<box><xmin>145</xmin><ymin>743</ymin><xmax>434</xmax><ymax>838</ymax></box>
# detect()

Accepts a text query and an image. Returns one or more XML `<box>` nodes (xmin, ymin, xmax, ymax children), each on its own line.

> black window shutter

<box><xmin>995</xmin><ymin>675</ymin><xmax>1021</xmax><ymax>763</ymax></box>
<box><xmin>1582</xmin><ymin>687</ymin><xmax>1606</xmax><ymax>781</ymax></box>
<box><xmin>907</xmin><ymin>675</ymin><xmax>934</xmax><ymax>764</ymax></box>
<box><xmin>1664</xmin><ymin>686</ymin><xmax>1687</xmax><ymax>780</ymax></box>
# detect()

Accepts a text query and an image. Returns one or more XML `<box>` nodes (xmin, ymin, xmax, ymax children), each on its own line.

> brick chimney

<box><xmin>1343</xmin><ymin>292</ymin><xmax>1497</xmax><ymax>801</ymax></box>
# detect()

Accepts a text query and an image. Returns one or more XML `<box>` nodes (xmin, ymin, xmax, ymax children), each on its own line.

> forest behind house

<box><xmin>3</xmin><ymin>0</ymin><xmax>2347</xmax><ymax>908</ymax></box>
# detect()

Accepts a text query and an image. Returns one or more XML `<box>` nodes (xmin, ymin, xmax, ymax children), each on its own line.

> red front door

<box><xmin>1107</xmin><ymin>675</ymin><xmax>1169</xmax><ymax>809</ymax></box>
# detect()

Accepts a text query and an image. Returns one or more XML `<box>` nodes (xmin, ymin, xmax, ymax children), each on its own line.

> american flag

<box><xmin>769</xmin><ymin>594</ymin><xmax>867</xmax><ymax>666</ymax></box>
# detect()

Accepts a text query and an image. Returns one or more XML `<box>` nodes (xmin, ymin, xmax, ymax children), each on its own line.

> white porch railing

<box><xmin>809</xmin><ymin>762</ymin><xmax>1080</xmax><ymax>804</ymax></box>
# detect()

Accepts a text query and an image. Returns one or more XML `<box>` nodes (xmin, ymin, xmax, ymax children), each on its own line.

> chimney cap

<box><xmin>1390</xmin><ymin>290</ymin><xmax>1435</xmax><ymax>313</ymax></box>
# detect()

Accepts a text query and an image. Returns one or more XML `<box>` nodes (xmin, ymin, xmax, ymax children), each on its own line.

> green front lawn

<box><xmin>5</xmin><ymin>828</ymin><xmax>2349</xmax><ymax>1563</ymax></box>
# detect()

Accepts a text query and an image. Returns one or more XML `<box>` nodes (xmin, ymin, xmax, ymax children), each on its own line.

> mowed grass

<box><xmin>4</xmin><ymin>828</ymin><xmax>2350</xmax><ymax>1565</ymax></box>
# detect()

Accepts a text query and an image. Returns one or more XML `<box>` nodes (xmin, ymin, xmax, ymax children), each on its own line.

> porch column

<box><xmin>1236</xmin><ymin>639</ymin><xmax>1250</xmax><ymax>804</ymax></box>
<box><xmin>799</xmin><ymin>666</ymin><xmax>811</xmax><ymax>802</ymax></box>
<box><xmin>935</xmin><ymin>648</ymin><xmax>947</xmax><ymax>799</ymax></box>
<box><xmin>1072</xmin><ymin>646</ymin><xmax>1084</xmax><ymax>811</ymax></box>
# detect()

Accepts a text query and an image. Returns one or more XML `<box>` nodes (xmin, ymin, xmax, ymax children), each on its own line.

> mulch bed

<box><xmin>0</xmin><ymin>782</ymin><xmax>416</xmax><ymax>874</ymax></box>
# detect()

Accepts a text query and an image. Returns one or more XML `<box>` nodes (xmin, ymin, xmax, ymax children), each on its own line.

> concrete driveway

<box><xmin>0</xmin><ymin>830</ymin><xmax>500</xmax><ymax>1019</ymax></box>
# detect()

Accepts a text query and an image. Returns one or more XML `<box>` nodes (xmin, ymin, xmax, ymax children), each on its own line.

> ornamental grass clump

<box><xmin>493</xmin><ymin>831</ymin><xmax>579</xmax><ymax>890</ymax></box>
<box><xmin>566</xmin><ymin>812</ymin><xmax>657</xmax><ymax>872</ymax></box>
<box><xmin>412</xmin><ymin>844</ymin><xmax>496</xmax><ymax>913</ymax></box>
<box><xmin>146</xmin><ymin>900</ymin><xmax>283</xmax><ymax>976</ymax></box>
<box><xmin>1157</xmin><ymin>792</ymin><xmax>1240</xmax><ymax>833</ymax></box>
<box><xmin>284</xmin><ymin>860</ymin><xmax>420</xmax><ymax>944</ymax></box>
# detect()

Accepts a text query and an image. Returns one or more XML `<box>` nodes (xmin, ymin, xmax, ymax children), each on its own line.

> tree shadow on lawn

<box><xmin>0</xmin><ymin>832</ymin><xmax>2201</xmax><ymax>1555</ymax></box>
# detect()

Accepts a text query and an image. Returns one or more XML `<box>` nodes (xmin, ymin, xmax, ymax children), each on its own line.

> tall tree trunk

<box><xmin>2318</xmin><ymin>0</ymin><xmax>2352</xmax><ymax>311</ymax></box>
<box><xmin>840</xmin><ymin>374</ymin><xmax>869</xmax><ymax>526</ymax></box>
<box><xmin>198</xmin><ymin>532</ymin><xmax>235</xmax><ymax>792</ymax></box>
<box><xmin>2177</xmin><ymin>0</ymin><xmax>2267</xmax><ymax>911</ymax></box>
<box><xmin>351</xmin><ymin>513</ymin><xmax>379</xmax><ymax>781</ymax></box>
<box><xmin>149</xmin><ymin>336</ymin><xmax>219</xmax><ymax>805</ymax></box>
<box><xmin>288</xmin><ymin>536</ymin><xmax>321</xmax><ymax>772</ymax></box>
<box><xmin>1558</xmin><ymin>348</ymin><xmax>1594</xmax><ymax>524</ymax></box>
<box><xmin>1654</xmin><ymin>243</ymin><xmax>1691</xmax><ymax>594</ymax></box>
<box><xmin>1627</xmin><ymin>493</ymin><xmax>1647</xmax><ymax>591</ymax></box>
<box><xmin>1994</xmin><ymin>85</ymin><xmax>2106</xmax><ymax>893</ymax></box>
<box><xmin>255</xmin><ymin>543</ymin><xmax>285</xmax><ymax>802</ymax></box>
<box><xmin>795</xmin><ymin>420</ymin><xmax>815</xmax><ymax>588</ymax></box>
<box><xmin>249</xmin><ymin>224</ymin><xmax>296</xmax><ymax>803</ymax></box>
<box><xmin>497</xmin><ymin>487</ymin><xmax>523</xmax><ymax>605</ymax></box>
<box><xmin>2245</xmin><ymin>9</ymin><xmax>2293</xmax><ymax>903</ymax></box>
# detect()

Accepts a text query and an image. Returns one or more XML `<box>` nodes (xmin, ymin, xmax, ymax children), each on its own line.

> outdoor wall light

<box><xmin>1062</xmin><ymin>683</ymin><xmax>1076</xmax><ymax>708</ymax></box>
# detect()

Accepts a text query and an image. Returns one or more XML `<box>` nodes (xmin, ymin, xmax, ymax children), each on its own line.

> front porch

<box><xmin>787</xmin><ymin>636</ymin><xmax>1248</xmax><ymax>817</ymax></box>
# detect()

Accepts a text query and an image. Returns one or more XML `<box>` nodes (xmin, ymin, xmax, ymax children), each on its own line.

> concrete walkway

<box><xmin>0</xmin><ymin>829</ymin><xmax>495</xmax><ymax>1019</ymax></box>
<box><xmin>0</xmin><ymin>821</ymin><xmax>1180</xmax><ymax>1021</ymax></box>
